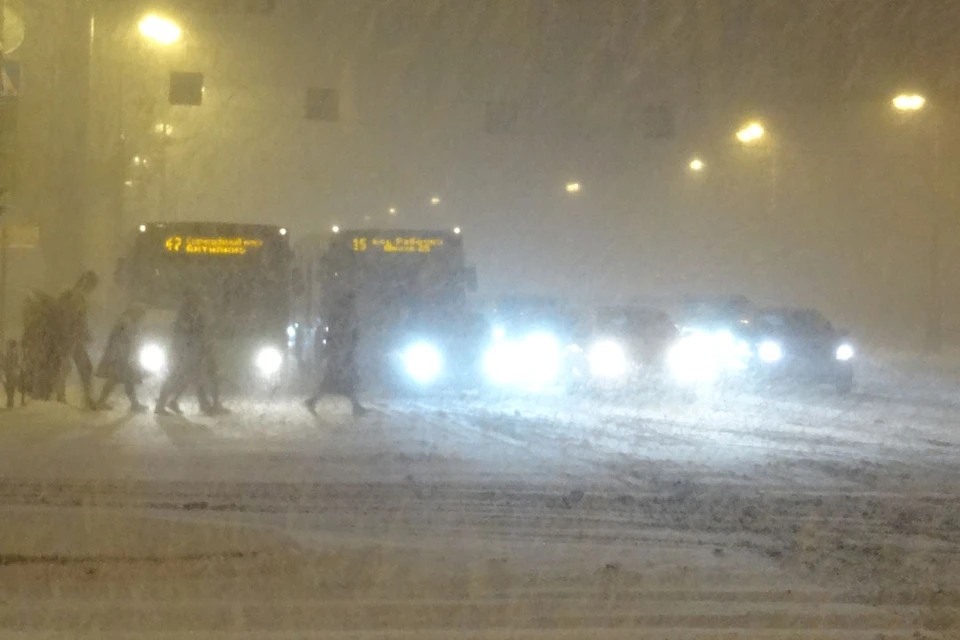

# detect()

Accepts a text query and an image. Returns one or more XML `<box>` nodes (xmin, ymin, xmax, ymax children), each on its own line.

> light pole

<box><xmin>102</xmin><ymin>11</ymin><xmax>182</xmax><ymax>238</ymax></box>
<box><xmin>892</xmin><ymin>92</ymin><xmax>942</xmax><ymax>353</ymax></box>
<box><xmin>735</xmin><ymin>120</ymin><xmax>778</xmax><ymax>214</ymax></box>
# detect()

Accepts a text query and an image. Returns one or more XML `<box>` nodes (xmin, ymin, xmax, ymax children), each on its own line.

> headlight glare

<box><xmin>588</xmin><ymin>339</ymin><xmax>628</xmax><ymax>378</ymax></box>
<box><xmin>139</xmin><ymin>343</ymin><xmax>166</xmax><ymax>374</ymax></box>
<box><xmin>757</xmin><ymin>340</ymin><xmax>784</xmax><ymax>363</ymax></box>
<box><xmin>836</xmin><ymin>343</ymin><xmax>855</xmax><ymax>361</ymax></box>
<box><xmin>402</xmin><ymin>342</ymin><xmax>443</xmax><ymax>384</ymax></box>
<box><xmin>255</xmin><ymin>346</ymin><xmax>284</xmax><ymax>377</ymax></box>
<box><xmin>483</xmin><ymin>332</ymin><xmax>562</xmax><ymax>388</ymax></box>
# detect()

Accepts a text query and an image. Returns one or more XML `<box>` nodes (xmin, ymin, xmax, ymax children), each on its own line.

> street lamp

<box><xmin>688</xmin><ymin>157</ymin><xmax>705</xmax><ymax>172</ymax></box>
<box><xmin>388</xmin><ymin>207</ymin><xmax>397</xmax><ymax>216</ymax></box>
<box><xmin>892</xmin><ymin>93</ymin><xmax>926</xmax><ymax>112</ymax></box>
<box><xmin>736</xmin><ymin>122</ymin><xmax>765</xmax><ymax>145</ymax></box>
<box><xmin>565</xmin><ymin>181</ymin><xmax>582</xmax><ymax>194</ymax></box>
<box><xmin>430</xmin><ymin>196</ymin><xmax>441</xmax><ymax>206</ymax></box>
<box><xmin>891</xmin><ymin>92</ymin><xmax>942</xmax><ymax>352</ymax></box>
<box><xmin>138</xmin><ymin>14</ymin><xmax>182</xmax><ymax>46</ymax></box>
<box><xmin>734</xmin><ymin>120</ymin><xmax>777</xmax><ymax>214</ymax></box>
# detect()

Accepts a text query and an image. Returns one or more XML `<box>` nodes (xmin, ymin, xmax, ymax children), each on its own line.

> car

<box><xmin>482</xmin><ymin>296</ymin><xmax>588</xmax><ymax>391</ymax></box>
<box><xmin>585</xmin><ymin>306</ymin><xmax>679</xmax><ymax>383</ymax></box>
<box><xmin>747</xmin><ymin>307</ymin><xmax>855</xmax><ymax>393</ymax></box>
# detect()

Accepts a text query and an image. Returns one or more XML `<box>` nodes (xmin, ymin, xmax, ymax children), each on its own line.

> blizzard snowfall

<box><xmin>2</xmin><ymin>353</ymin><xmax>960</xmax><ymax>637</ymax></box>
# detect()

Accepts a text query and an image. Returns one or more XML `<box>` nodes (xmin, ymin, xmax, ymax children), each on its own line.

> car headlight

<box><xmin>255</xmin><ymin>346</ymin><xmax>284</xmax><ymax>377</ymax></box>
<box><xmin>402</xmin><ymin>342</ymin><xmax>443</xmax><ymax>384</ymax></box>
<box><xmin>667</xmin><ymin>333</ymin><xmax>718</xmax><ymax>383</ymax></box>
<box><xmin>835</xmin><ymin>343</ymin><xmax>855</xmax><ymax>361</ymax></box>
<box><xmin>523</xmin><ymin>332</ymin><xmax>562</xmax><ymax>386</ymax></box>
<box><xmin>757</xmin><ymin>340</ymin><xmax>783</xmax><ymax>363</ymax></box>
<box><xmin>588</xmin><ymin>339</ymin><xmax>628</xmax><ymax>378</ymax></box>
<box><xmin>483</xmin><ymin>332</ymin><xmax>562</xmax><ymax>388</ymax></box>
<box><xmin>139</xmin><ymin>343</ymin><xmax>167</xmax><ymax>374</ymax></box>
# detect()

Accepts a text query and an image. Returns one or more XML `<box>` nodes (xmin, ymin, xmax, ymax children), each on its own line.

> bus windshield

<box><xmin>126</xmin><ymin>223</ymin><xmax>292</xmax><ymax>337</ymax></box>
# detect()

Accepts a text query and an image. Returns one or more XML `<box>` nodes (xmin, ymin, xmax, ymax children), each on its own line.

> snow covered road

<box><xmin>2</xmin><ymin>356</ymin><xmax>960</xmax><ymax>637</ymax></box>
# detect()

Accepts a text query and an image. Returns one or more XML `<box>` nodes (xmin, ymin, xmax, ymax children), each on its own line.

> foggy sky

<box><xmin>10</xmin><ymin>0</ymin><xmax>960</xmax><ymax>346</ymax></box>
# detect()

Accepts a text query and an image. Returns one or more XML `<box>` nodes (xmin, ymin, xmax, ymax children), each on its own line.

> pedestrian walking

<box><xmin>2</xmin><ymin>339</ymin><xmax>21</xmax><ymax>409</ymax></box>
<box><xmin>305</xmin><ymin>292</ymin><xmax>367</xmax><ymax>416</ymax></box>
<box><xmin>94</xmin><ymin>304</ymin><xmax>148</xmax><ymax>412</ymax></box>
<box><xmin>54</xmin><ymin>271</ymin><xmax>99</xmax><ymax>409</ymax></box>
<box><xmin>154</xmin><ymin>289</ymin><xmax>218</xmax><ymax>416</ymax></box>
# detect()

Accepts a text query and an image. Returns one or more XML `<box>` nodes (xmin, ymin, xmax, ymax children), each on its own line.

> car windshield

<box><xmin>4</xmin><ymin>2</ymin><xmax>960</xmax><ymax>636</ymax></box>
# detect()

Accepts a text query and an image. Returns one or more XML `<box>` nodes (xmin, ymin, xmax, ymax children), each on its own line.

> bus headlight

<box><xmin>139</xmin><ymin>343</ymin><xmax>167</xmax><ymax>374</ymax></box>
<box><xmin>588</xmin><ymin>339</ymin><xmax>628</xmax><ymax>378</ymax></box>
<box><xmin>402</xmin><ymin>342</ymin><xmax>443</xmax><ymax>384</ymax></box>
<box><xmin>835</xmin><ymin>343</ymin><xmax>855</xmax><ymax>361</ymax></box>
<box><xmin>255</xmin><ymin>346</ymin><xmax>284</xmax><ymax>377</ymax></box>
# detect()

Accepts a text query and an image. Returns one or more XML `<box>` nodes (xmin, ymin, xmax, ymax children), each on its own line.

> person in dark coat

<box><xmin>154</xmin><ymin>289</ymin><xmax>208</xmax><ymax>416</ymax></box>
<box><xmin>165</xmin><ymin>294</ymin><xmax>227</xmax><ymax>416</ymax></box>
<box><xmin>94</xmin><ymin>304</ymin><xmax>148</xmax><ymax>412</ymax></box>
<box><xmin>305</xmin><ymin>292</ymin><xmax>366</xmax><ymax>416</ymax></box>
<box><xmin>54</xmin><ymin>271</ymin><xmax>99</xmax><ymax>409</ymax></box>
<box><xmin>2</xmin><ymin>339</ymin><xmax>21</xmax><ymax>409</ymax></box>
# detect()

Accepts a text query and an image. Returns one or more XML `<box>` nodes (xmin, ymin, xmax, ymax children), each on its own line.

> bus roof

<box><xmin>137</xmin><ymin>221</ymin><xmax>288</xmax><ymax>237</ymax></box>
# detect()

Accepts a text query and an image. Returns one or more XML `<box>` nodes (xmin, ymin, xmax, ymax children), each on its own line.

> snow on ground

<box><xmin>2</xmin><ymin>355</ymin><xmax>960</xmax><ymax>636</ymax></box>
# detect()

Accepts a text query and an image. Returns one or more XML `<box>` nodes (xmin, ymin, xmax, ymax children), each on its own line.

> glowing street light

<box><xmin>388</xmin><ymin>207</ymin><xmax>397</xmax><ymax>216</ymax></box>
<box><xmin>453</xmin><ymin>226</ymin><xmax>461</xmax><ymax>235</ymax></box>
<box><xmin>138</xmin><ymin>14</ymin><xmax>182</xmax><ymax>46</ymax></box>
<box><xmin>154</xmin><ymin>122</ymin><xmax>174</xmax><ymax>136</ymax></box>
<box><xmin>565</xmin><ymin>181</ymin><xmax>582</xmax><ymax>194</ymax></box>
<box><xmin>430</xmin><ymin>196</ymin><xmax>441</xmax><ymax>206</ymax></box>
<box><xmin>892</xmin><ymin>93</ymin><xmax>926</xmax><ymax>112</ymax></box>
<box><xmin>331</xmin><ymin>225</ymin><xmax>340</xmax><ymax>234</ymax></box>
<box><xmin>688</xmin><ymin>157</ymin><xmax>705</xmax><ymax>172</ymax></box>
<box><xmin>736</xmin><ymin>122</ymin><xmax>765</xmax><ymax>144</ymax></box>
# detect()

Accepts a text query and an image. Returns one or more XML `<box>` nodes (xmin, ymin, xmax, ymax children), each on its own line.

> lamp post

<box><xmin>735</xmin><ymin>120</ymin><xmax>778</xmax><ymax>214</ymax></box>
<box><xmin>892</xmin><ymin>92</ymin><xmax>942</xmax><ymax>353</ymax></box>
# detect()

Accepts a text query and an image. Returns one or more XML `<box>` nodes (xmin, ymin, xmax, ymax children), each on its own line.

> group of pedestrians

<box><xmin>3</xmin><ymin>271</ymin><xmax>366</xmax><ymax>417</ymax></box>
<box><xmin>3</xmin><ymin>271</ymin><xmax>102</xmax><ymax>410</ymax></box>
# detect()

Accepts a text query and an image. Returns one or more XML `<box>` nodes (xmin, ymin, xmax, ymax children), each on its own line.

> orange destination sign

<box><xmin>165</xmin><ymin>236</ymin><xmax>264</xmax><ymax>256</ymax></box>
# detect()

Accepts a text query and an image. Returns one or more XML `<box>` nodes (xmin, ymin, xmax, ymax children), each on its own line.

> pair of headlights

<box><xmin>402</xmin><ymin>334</ymin><xmax>632</xmax><ymax>388</ymax></box>
<box><xmin>137</xmin><ymin>343</ymin><xmax>285</xmax><ymax>377</ymax></box>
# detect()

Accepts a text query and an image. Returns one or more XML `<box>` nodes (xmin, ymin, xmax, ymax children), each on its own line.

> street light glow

<box><xmin>430</xmin><ymin>196</ymin><xmax>441</xmax><ymax>205</ymax></box>
<box><xmin>331</xmin><ymin>225</ymin><xmax>340</xmax><ymax>234</ymax></box>
<box><xmin>279</xmin><ymin>228</ymin><xmax>287</xmax><ymax>236</ymax></box>
<box><xmin>565</xmin><ymin>181</ymin><xmax>582</xmax><ymax>193</ymax></box>
<box><xmin>689</xmin><ymin>157</ymin><xmax>705</xmax><ymax>172</ymax></box>
<box><xmin>736</xmin><ymin>122</ymin><xmax>765</xmax><ymax>144</ymax></box>
<box><xmin>388</xmin><ymin>207</ymin><xmax>397</xmax><ymax>216</ymax></box>
<box><xmin>155</xmin><ymin>122</ymin><xmax>173</xmax><ymax>136</ymax></box>
<box><xmin>138</xmin><ymin>14</ymin><xmax>182</xmax><ymax>46</ymax></box>
<box><xmin>453</xmin><ymin>226</ymin><xmax>461</xmax><ymax>235</ymax></box>
<box><xmin>892</xmin><ymin>93</ymin><xmax>926</xmax><ymax>112</ymax></box>
<box><xmin>139</xmin><ymin>224</ymin><xmax>147</xmax><ymax>232</ymax></box>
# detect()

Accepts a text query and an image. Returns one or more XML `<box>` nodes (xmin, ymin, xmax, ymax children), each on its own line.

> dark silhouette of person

<box><xmin>305</xmin><ymin>292</ymin><xmax>366</xmax><ymax>417</ymax></box>
<box><xmin>94</xmin><ymin>303</ymin><xmax>148</xmax><ymax>412</ymax></box>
